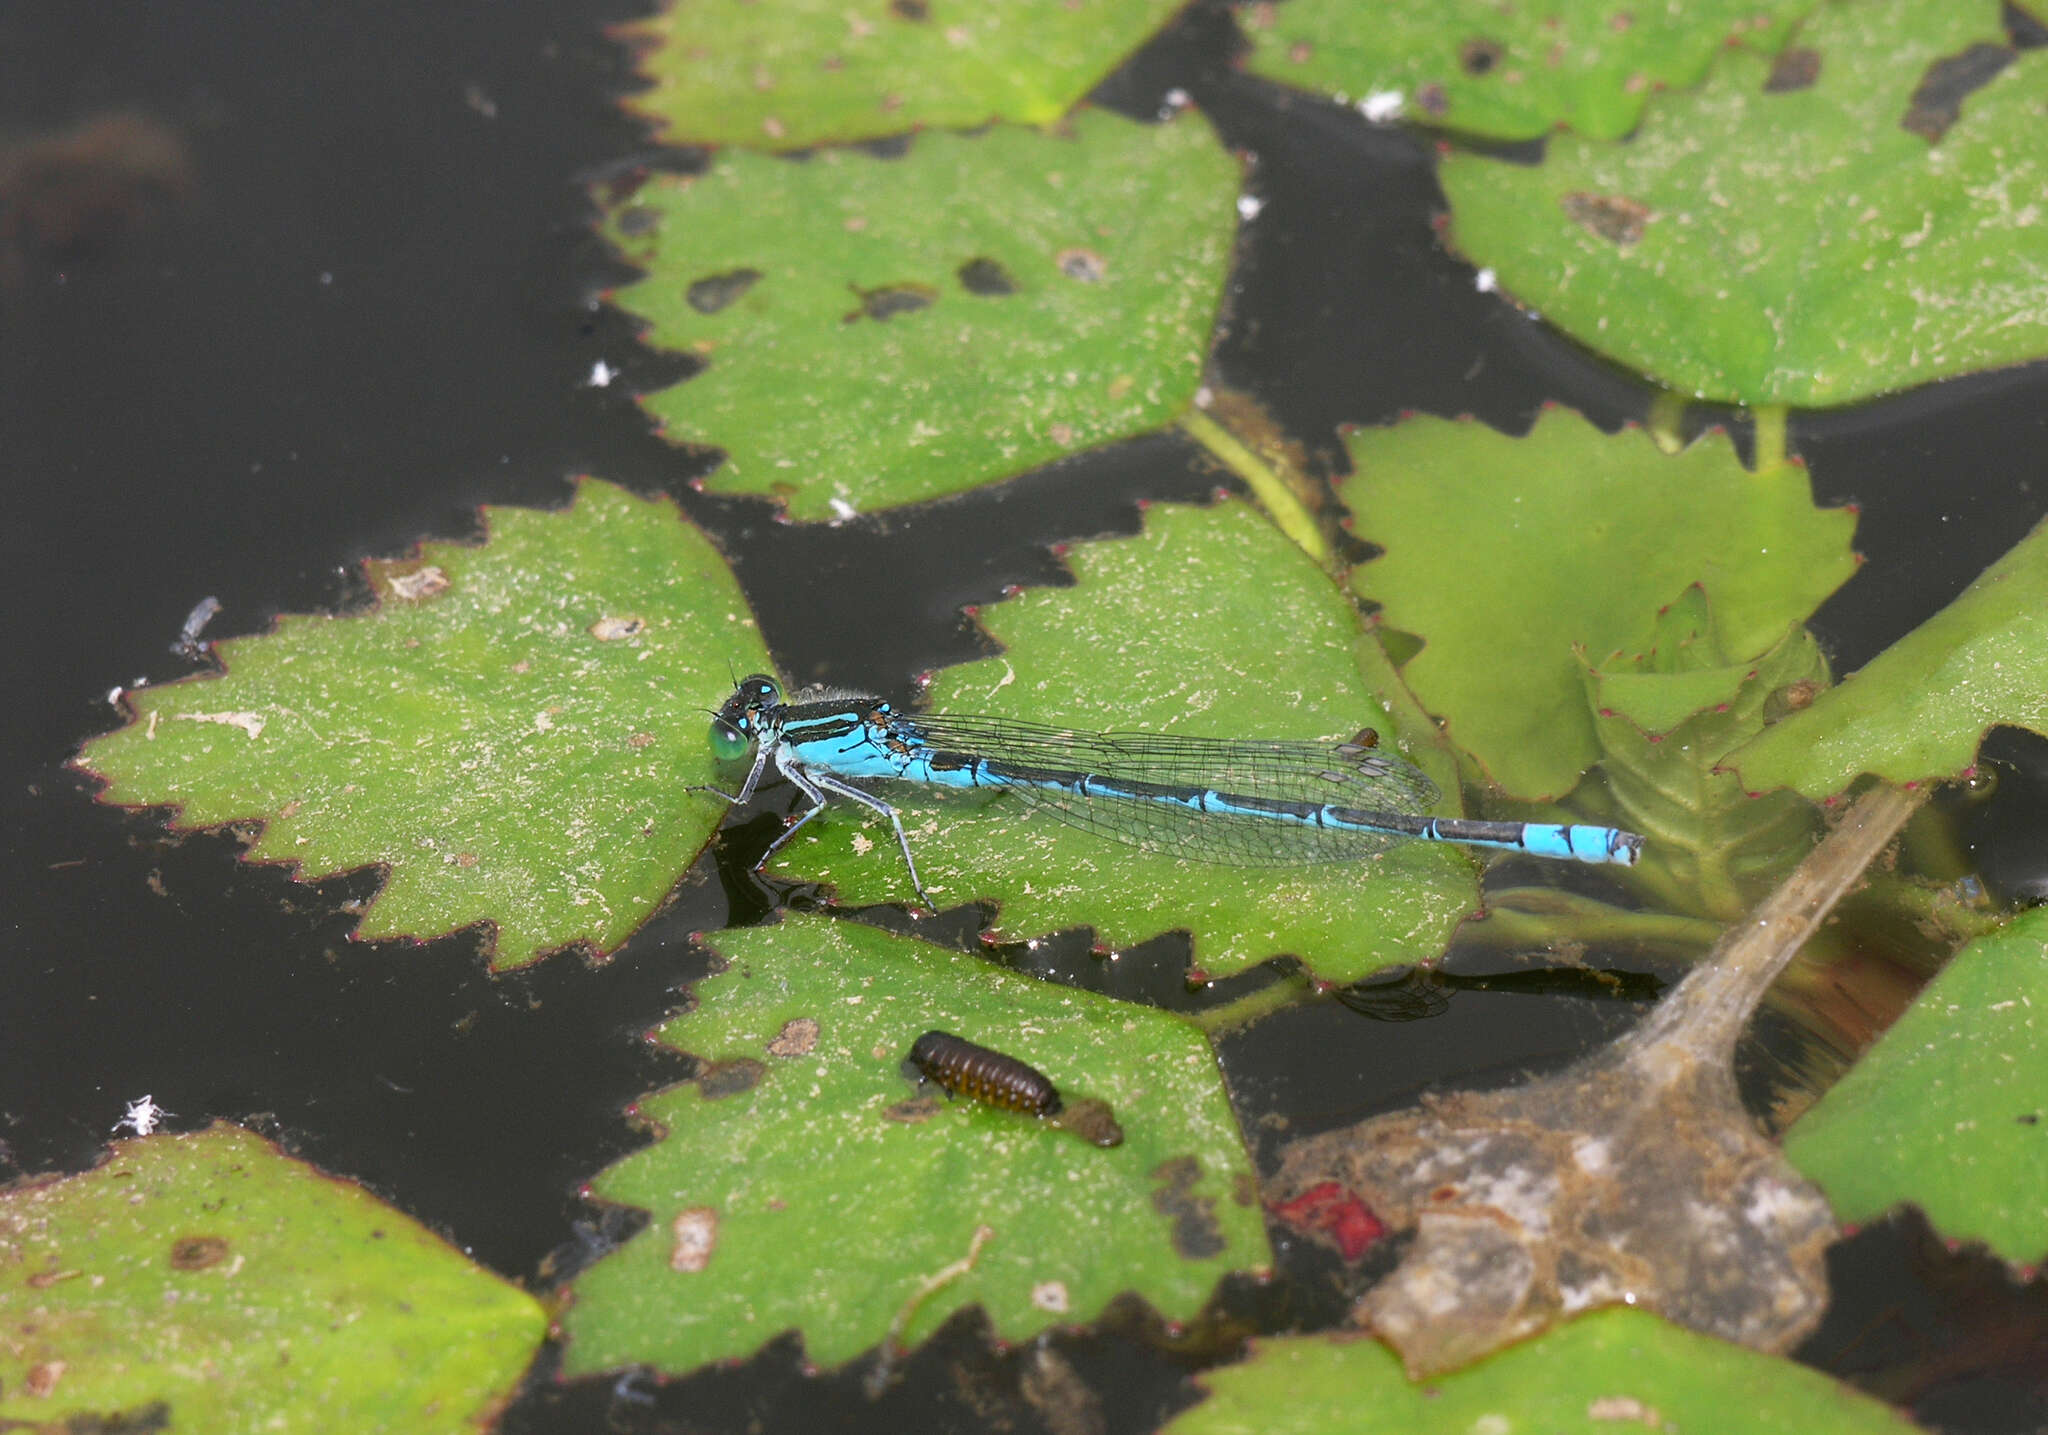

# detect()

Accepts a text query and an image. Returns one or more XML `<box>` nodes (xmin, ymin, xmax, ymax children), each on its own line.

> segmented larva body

<box><xmin>908</xmin><ymin>1030</ymin><xmax>1063</xmax><ymax>1117</ymax></box>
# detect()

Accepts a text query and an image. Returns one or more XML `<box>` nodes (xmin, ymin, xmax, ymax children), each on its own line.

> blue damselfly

<box><xmin>701</xmin><ymin>675</ymin><xmax>1643</xmax><ymax>906</ymax></box>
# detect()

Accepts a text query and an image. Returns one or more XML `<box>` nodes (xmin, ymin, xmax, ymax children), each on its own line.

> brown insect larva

<box><xmin>908</xmin><ymin>1030</ymin><xmax>1063</xmax><ymax>1117</ymax></box>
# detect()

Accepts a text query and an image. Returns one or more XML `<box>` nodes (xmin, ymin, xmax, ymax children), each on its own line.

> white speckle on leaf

<box><xmin>1359</xmin><ymin>89</ymin><xmax>1405</xmax><ymax>122</ymax></box>
<box><xmin>174</xmin><ymin>711</ymin><xmax>266</xmax><ymax>740</ymax></box>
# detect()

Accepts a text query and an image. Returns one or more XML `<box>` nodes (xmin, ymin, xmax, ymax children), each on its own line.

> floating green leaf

<box><xmin>1786</xmin><ymin>907</ymin><xmax>2048</xmax><ymax>1265</ymax></box>
<box><xmin>1586</xmin><ymin>589</ymin><xmax>1826</xmax><ymax>920</ymax></box>
<box><xmin>1240</xmin><ymin>0</ymin><xmax>1807</xmax><ymax>141</ymax></box>
<box><xmin>562</xmin><ymin>913</ymin><xmax>1266</xmax><ymax>1375</ymax></box>
<box><xmin>620</xmin><ymin>0</ymin><xmax>1185</xmax><ymax>151</ymax></box>
<box><xmin>1341</xmin><ymin>410</ymin><xmax>1858</xmax><ymax>800</ymax></box>
<box><xmin>75</xmin><ymin>479</ymin><xmax>767</xmax><ymax>969</ymax></box>
<box><xmin>1162</xmin><ymin>1308</ymin><xmax>1918</xmax><ymax>1435</ymax></box>
<box><xmin>1440</xmin><ymin>0</ymin><xmax>2048</xmax><ymax>406</ymax></box>
<box><xmin>603</xmin><ymin>110</ymin><xmax>1239</xmax><ymax>519</ymax></box>
<box><xmin>767</xmin><ymin>499</ymin><xmax>1480</xmax><ymax>984</ymax></box>
<box><xmin>1734</xmin><ymin>516</ymin><xmax>2048</xmax><ymax>798</ymax></box>
<box><xmin>0</xmin><ymin>1124</ymin><xmax>544</xmax><ymax>1433</ymax></box>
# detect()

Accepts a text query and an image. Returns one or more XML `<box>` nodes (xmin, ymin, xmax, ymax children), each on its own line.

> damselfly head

<box><xmin>709</xmin><ymin>674</ymin><xmax>784</xmax><ymax>761</ymax></box>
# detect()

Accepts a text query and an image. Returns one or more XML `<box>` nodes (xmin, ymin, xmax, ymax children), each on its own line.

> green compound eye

<box><xmin>710</xmin><ymin>719</ymin><xmax>751</xmax><ymax>763</ymax></box>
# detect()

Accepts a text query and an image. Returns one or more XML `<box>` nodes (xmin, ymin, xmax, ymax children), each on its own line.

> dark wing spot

<box><xmin>957</xmin><ymin>256</ymin><xmax>1018</xmax><ymax>295</ymax></box>
<box><xmin>686</xmin><ymin>267</ymin><xmax>763</xmax><ymax>314</ymax></box>
<box><xmin>1763</xmin><ymin>47</ymin><xmax>1821</xmax><ymax>92</ymax></box>
<box><xmin>1901</xmin><ymin>42</ymin><xmax>2013</xmax><ymax>142</ymax></box>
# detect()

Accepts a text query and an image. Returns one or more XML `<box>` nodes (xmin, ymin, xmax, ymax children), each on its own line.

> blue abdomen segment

<box><xmin>772</xmin><ymin>702</ymin><xmax>1646</xmax><ymax>870</ymax></box>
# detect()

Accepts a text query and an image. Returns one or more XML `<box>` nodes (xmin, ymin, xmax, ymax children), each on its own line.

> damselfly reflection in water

<box><xmin>699</xmin><ymin>675</ymin><xmax>1644</xmax><ymax>907</ymax></box>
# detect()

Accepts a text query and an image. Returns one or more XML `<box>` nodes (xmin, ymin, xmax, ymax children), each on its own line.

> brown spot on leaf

<box><xmin>1056</xmin><ymin>1097</ymin><xmax>1124</xmax><ymax>1148</ymax></box>
<box><xmin>629</xmin><ymin>731</ymin><xmax>656</xmax><ymax>749</ymax></box>
<box><xmin>1561</xmin><ymin>191</ymin><xmax>1651</xmax><ymax>247</ymax></box>
<box><xmin>1056</xmin><ymin>247</ymin><xmax>1107</xmax><ymax>282</ymax></box>
<box><xmin>670</xmin><ymin>1207</ymin><xmax>718</xmax><ymax>1271</ymax></box>
<box><xmin>169</xmin><ymin>1235</ymin><xmax>230</xmax><ymax>1269</ymax></box>
<box><xmin>891</xmin><ymin>0</ymin><xmax>929</xmax><ymax>17</ymax></box>
<box><xmin>27</xmin><ymin>1267</ymin><xmax>80</xmax><ymax>1288</ymax></box>
<box><xmin>697</xmin><ymin>1058</ymin><xmax>767</xmax><ymax>1099</ymax></box>
<box><xmin>957</xmin><ymin>256</ymin><xmax>1018</xmax><ymax>295</ymax></box>
<box><xmin>1151</xmin><ymin>1155</ymin><xmax>1225</xmax><ymax>1259</ymax></box>
<box><xmin>1901</xmin><ymin>42</ymin><xmax>2013</xmax><ymax>142</ymax></box>
<box><xmin>25</xmin><ymin>1360</ymin><xmax>66</xmax><ymax>1396</ymax></box>
<box><xmin>845</xmin><ymin>282</ymin><xmax>936</xmax><ymax>323</ymax></box>
<box><xmin>387</xmin><ymin>565</ymin><xmax>449</xmax><ymax>601</ymax></box>
<box><xmin>1763</xmin><ymin>46</ymin><xmax>1821</xmax><ymax>92</ymax></box>
<box><xmin>686</xmin><ymin>267</ymin><xmax>762</xmax><ymax>314</ymax></box>
<box><xmin>884</xmin><ymin>1095</ymin><xmax>942</xmax><ymax>1123</ymax></box>
<box><xmin>766</xmin><ymin>1016</ymin><xmax>820</xmax><ymax>1057</ymax></box>
<box><xmin>1415</xmin><ymin>82</ymin><xmax>1450</xmax><ymax>116</ymax></box>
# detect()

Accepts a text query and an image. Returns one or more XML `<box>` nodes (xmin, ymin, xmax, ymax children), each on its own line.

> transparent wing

<box><xmin>881</xmin><ymin>712</ymin><xmax>1442</xmax><ymax>867</ymax></box>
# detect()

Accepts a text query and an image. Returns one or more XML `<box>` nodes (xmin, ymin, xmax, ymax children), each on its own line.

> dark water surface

<box><xmin>5</xmin><ymin>3</ymin><xmax>2047</xmax><ymax>1431</ymax></box>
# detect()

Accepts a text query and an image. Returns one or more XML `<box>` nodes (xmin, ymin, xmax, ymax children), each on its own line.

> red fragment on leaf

<box><xmin>1269</xmin><ymin>1181</ymin><xmax>1386</xmax><ymax>1261</ymax></box>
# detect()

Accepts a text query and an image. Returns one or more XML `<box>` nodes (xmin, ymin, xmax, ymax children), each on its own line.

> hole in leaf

<box><xmin>1763</xmin><ymin>46</ymin><xmax>1821</xmax><ymax>92</ymax></box>
<box><xmin>686</xmin><ymin>267</ymin><xmax>763</xmax><ymax>314</ymax></box>
<box><xmin>2006</xmin><ymin>0</ymin><xmax>2047</xmax><ymax>49</ymax></box>
<box><xmin>1900</xmin><ymin>41</ymin><xmax>2013</xmax><ymax>142</ymax></box>
<box><xmin>957</xmin><ymin>256</ymin><xmax>1018</xmax><ymax>295</ymax></box>
<box><xmin>614</xmin><ymin>205</ymin><xmax>660</xmax><ymax>237</ymax></box>
<box><xmin>845</xmin><ymin>282</ymin><xmax>937</xmax><ymax>322</ymax></box>
<box><xmin>1560</xmin><ymin>191</ymin><xmax>1651</xmax><ymax>247</ymax></box>
<box><xmin>1459</xmin><ymin>36</ymin><xmax>1504</xmax><ymax>76</ymax></box>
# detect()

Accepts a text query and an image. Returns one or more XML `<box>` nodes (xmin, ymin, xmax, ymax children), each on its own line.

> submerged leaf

<box><xmin>1343</xmin><ymin>410</ymin><xmax>1857</xmax><ymax>801</ymax></box>
<box><xmin>1440</xmin><ymin>0</ymin><xmax>2048</xmax><ymax>405</ymax></box>
<box><xmin>1240</xmin><ymin>0</ymin><xmax>1808</xmax><ymax>141</ymax></box>
<box><xmin>1734</xmin><ymin>515</ymin><xmax>2048</xmax><ymax>798</ymax></box>
<box><xmin>562</xmin><ymin>913</ymin><xmax>1266</xmax><ymax>1374</ymax></box>
<box><xmin>75</xmin><ymin>480</ymin><xmax>768</xmax><ymax>969</ymax></box>
<box><xmin>0</xmin><ymin>1125</ymin><xmax>545</xmax><ymax>1433</ymax></box>
<box><xmin>620</xmin><ymin>0</ymin><xmax>1185</xmax><ymax>151</ymax></box>
<box><xmin>602</xmin><ymin>110</ymin><xmax>1239</xmax><ymax>519</ymax></box>
<box><xmin>1162</xmin><ymin>1309</ymin><xmax>1918</xmax><ymax>1435</ymax></box>
<box><xmin>1786</xmin><ymin>907</ymin><xmax>2048</xmax><ymax>1265</ymax></box>
<box><xmin>767</xmin><ymin>499</ymin><xmax>1480</xmax><ymax>984</ymax></box>
<box><xmin>1587</xmin><ymin>591</ymin><xmax>1827</xmax><ymax>920</ymax></box>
